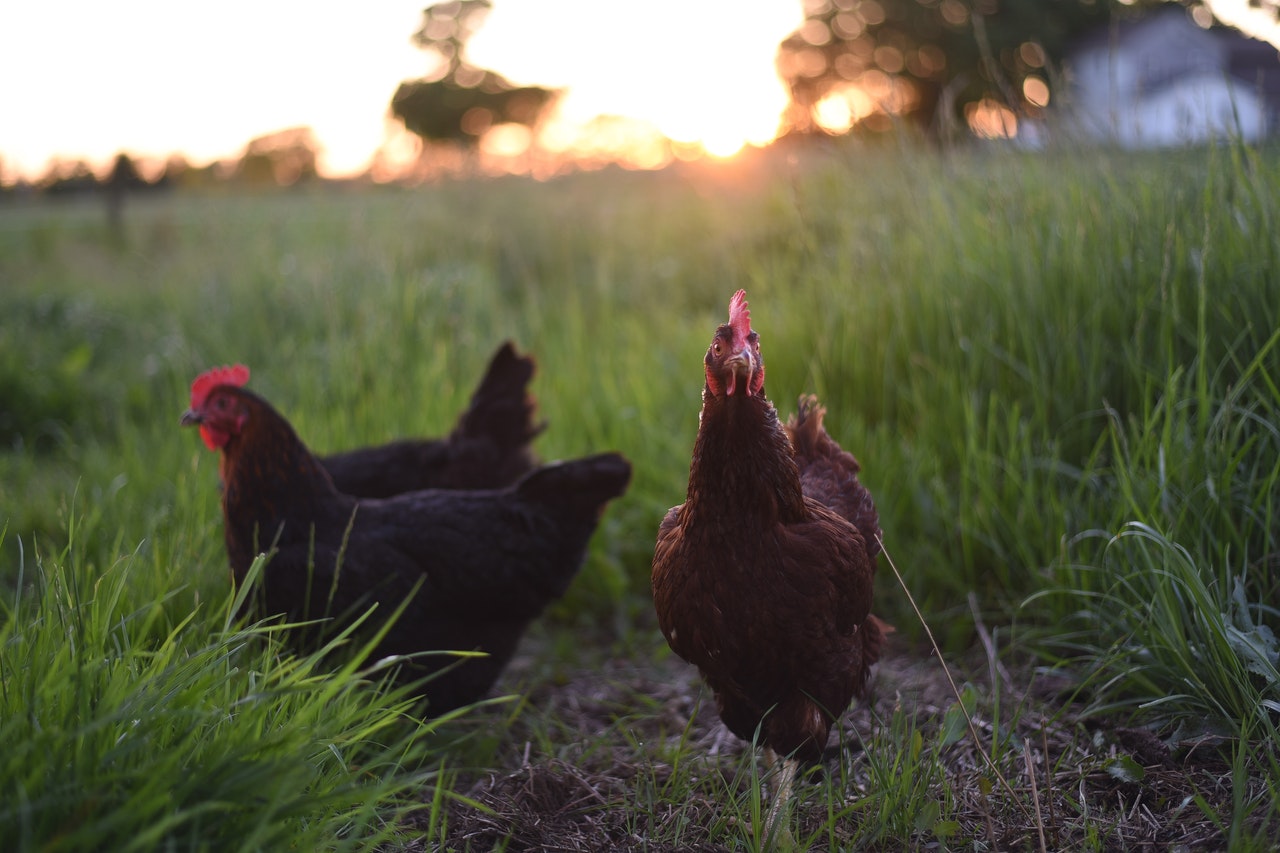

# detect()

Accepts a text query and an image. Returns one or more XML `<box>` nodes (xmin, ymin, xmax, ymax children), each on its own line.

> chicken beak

<box><xmin>725</xmin><ymin>348</ymin><xmax>754</xmax><ymax>396</ymax></box>
<box><xmin>180</xmin><ymin>409</ymin><xmax>203</xmax><ymax>427</ymax></box>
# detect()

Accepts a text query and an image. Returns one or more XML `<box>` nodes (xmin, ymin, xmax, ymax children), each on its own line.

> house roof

<box><xmin>1067</xmin><ymin>5</ymin><xmax>1194</xmax><ymax>56</ymax></box>
<box><xmin>1067</xmin><ymin>5</ymin><xmax>1280</xmax><ymax>108</ymax></box>
<box><xmin>1224</xmin><ymin>31</ymin><xmax>1280</xmax><ymax>102</ymax></box>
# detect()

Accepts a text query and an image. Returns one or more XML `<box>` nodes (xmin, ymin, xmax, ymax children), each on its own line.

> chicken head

<box><xmin>181</xmin><ymin>364</ymin><xmax>252</xmax><ymax>450</ymax></box>
<box><xmin>703</xmin><ymin>289</ymin><xmax>765</xmax><ymax>398</ymax></box>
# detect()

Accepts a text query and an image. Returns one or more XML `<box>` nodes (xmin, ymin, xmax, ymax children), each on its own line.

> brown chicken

<box><xmin>651</xmin><ymin>290</ymin><xmax>886</xmax><ymax>835</ymax></box>
<box><xmin>182</xmin><ymin>364</ymin><xmax>631</xmax><ymax>713</ymax></box>
<box><xmin>320</xmin><ymin>341</ymin><xmax>543</xmax><ymax>498</ymax></box>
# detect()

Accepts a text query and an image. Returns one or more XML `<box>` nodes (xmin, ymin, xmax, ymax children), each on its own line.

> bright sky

<box><xmin>1205</xmin><ymin>0</ymin><xmax>1280</xmax><ymax>45</ymax></box>
<box><xmin>0</xmin><ymin>0</ymin><xmax>803</xmax><ymax>180</ymax></box>
<box><xmin>3</xmin><ymin>1</ymin><xmax>1275</xmax><ymax>181</ymax></box>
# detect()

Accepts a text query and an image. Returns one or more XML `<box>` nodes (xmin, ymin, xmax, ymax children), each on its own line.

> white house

<box><xmin>1056</xmin><ymin>6</ymin><xmax>1280</xmax><ymax>147</ymax></box>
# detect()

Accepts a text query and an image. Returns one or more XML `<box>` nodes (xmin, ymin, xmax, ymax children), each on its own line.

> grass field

<box><xmin>2</xmin><ymin>138</ymin><xmax>1278</xmax><ymax>849</ymax></box>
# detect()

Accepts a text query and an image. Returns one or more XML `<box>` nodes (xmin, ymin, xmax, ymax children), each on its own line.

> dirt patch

<box><xmin>413</xmin><ymin>631</ymin><xmax>1257</xmax><ymax>851</ymax></box>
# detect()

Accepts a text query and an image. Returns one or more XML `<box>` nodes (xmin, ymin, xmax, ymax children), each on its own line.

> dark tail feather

<box><xmin>855</xmin><ymin>614</ymin><xmax>893</xmax><ymax>697</ymax></box>
<box><xmin>515</xmin><ymin>452</ymin><xmax>632</xmax><ymax>515</ymax></box>
<box><xmin>787</xmin><ymin>394</ymin><xmax>824</xmax><ymax>453</ymax></box>
<box><xmin>452</xmin><ymin>341</ymin><xmax>546</xmax><ymax>450</ymax></box>
<box><xmin>787</xmin><ymin>395</ymin><xmax>853</xmax><ymax>469</ymax></box>
<box><xmin>788</xmin><ymin>394</ymin><xmax>882</xmax><ymax>559</ymax></box>
<box><xmin>513</xmin><ymin>452</ymin><xmax>631</xmax><ymax>601</ymax></box>
<box><xmin>863</xmin><ymin>614</ymin><xmax>892</xmax><ymax>665</ymax></box>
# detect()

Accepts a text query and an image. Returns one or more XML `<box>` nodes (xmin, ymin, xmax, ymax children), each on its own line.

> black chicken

<box><xmin>320</xmin><ymin>341</ymin><xmax>543</xmax><ymax>497</ymax></box>
<box><xmin>182</xmin><ymin>363</ymin><xmax>630</xmax><ymax>713</ymax></box>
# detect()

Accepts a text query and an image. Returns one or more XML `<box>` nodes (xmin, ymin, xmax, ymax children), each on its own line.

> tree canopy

<box><xmin>234</xmin><ymin>127</ymin><xmax>319</xmax><ymax>187</ymax></box>
<box><xmin>391</xmin><ymin>1</ymin><xmax>558</xmax><ymax>152</ymax></box>
<box><xmin>775</xmin><ymin>0</ymin><xmax>1176</xmax><ymax>139</ymax></box>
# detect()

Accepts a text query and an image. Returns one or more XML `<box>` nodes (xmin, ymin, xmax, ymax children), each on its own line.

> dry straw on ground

<box><xmin>412</xmin><ymin>628</ymin><xmax>1247</xmax><ymax>852</ymax></box>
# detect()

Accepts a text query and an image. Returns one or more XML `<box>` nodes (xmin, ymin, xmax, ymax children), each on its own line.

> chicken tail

<box><xmin>510</xmin><ymin>452</ymin><xmax>631</xmax><ymax>600</ymax></box>
<box><xmin>787</xmin><ymin>394</ymin><xmax>882</xmax><ymax>560</ymax></box>
<box><xmin>515</xmin><ymin>452</ymin><xmax>632</xmax><ymax>515</ymax></box>
<box><xmin>452</xmin><ymin>341</ymin><xmax>546</xmax><ymax>451</ymax></box>
<box><xmin>787</xmin><ymin>395</ymin><xmax>855</xmax><ymax>471</ymax></box>
<box><xmin>786</xmin><ymin>394</ymin><xmax>829</xmax><ymax>458</ymax></box>
<box><xmin>860</xmin><ymin>614</ymin><xmax>892</xmax><ymax>673</ymax></box>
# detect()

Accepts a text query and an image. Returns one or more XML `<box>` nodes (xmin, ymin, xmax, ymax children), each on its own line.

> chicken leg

<box><xmin>763</xmin><ymin>747</ymin><xmax>798</xmax><ymax>847</ymax></box>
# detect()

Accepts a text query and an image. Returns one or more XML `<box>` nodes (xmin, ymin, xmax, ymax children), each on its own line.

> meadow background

<box><xmin>1</xmin><ymin>139</ymin><xmax>1278</xmax><ymax>849</ymax></box>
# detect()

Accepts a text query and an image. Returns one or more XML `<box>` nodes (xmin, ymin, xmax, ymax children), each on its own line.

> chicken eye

<box><xmin>713</xmin><ymin>342</ymin><xmax>722</xmax><ymax>356</ymax></box>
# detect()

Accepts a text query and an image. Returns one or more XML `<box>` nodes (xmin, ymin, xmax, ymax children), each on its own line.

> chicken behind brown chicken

<box><xmin>182</xmin><ymin>364</ymin><xmax>630</xmax><ymax>713</ymax></box>
<box><xmin>786</xmin><ymin>394</ymin><xmax>881</xmax><ymax>559</ymax></box>
<box><xmin>320</xmin><ymin>341</ymin><xmax>543</xmax><ymax>498</ymax></box>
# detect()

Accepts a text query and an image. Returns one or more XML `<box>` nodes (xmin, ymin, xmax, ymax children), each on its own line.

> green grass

<box><xmin>0</xmin><ymin>519</ymin><xmax>460</xmax><ymax>850</ymax></box>
<box><xmin>2</xmin><ymin>138</ymin><xmax>1278</xmax><ymax>847</ymax></box>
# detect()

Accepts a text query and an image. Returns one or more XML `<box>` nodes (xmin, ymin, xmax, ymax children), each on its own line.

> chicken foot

<box><xmin>762</xmin><ymin>747</ymin><xmax>798</xmax><ymax>848</ymax></box>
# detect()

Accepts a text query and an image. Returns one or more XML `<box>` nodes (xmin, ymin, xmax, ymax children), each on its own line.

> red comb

<box><xmin>728</xmin><ymin>289</ymin><xmax>751</xmax><ymax>340</ymax></box>
<box><xmin>190</xmin><ymin>364</ymin><xmax>250</xmax><ymax>409</ymax></box>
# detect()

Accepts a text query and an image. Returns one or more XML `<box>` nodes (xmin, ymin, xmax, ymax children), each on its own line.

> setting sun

<box><xmin>466</xmin><ymin>1</ymin><xmax>797</xmax><ymax>163</ymax></box>
<box><xmin>700</xmin><ymin>131</ymin><xmax>749</xmax><ymax>159</ymax></box>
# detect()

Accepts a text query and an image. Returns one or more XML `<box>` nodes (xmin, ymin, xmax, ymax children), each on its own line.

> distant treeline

<box><xmin>2</xmin><ymin>126</ymin><xmax>324</xmax><ymax>201</ymax></box>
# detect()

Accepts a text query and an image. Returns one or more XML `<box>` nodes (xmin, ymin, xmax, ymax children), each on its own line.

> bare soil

<box><xmin>412</xmin><ymin>628</ymin><xmax>1256</xmax><ymax>852</ymax></box>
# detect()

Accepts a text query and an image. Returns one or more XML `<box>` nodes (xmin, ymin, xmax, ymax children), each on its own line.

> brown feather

<box><xmin>652</xmin><ymin>296</ymin><xmax>884</xmax><ymax>763</ymax></box>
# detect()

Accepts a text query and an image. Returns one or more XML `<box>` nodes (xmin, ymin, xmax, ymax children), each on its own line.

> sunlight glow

<box><xmin>815</xmin><ymin>95</ymin><xmax>855</xmax><ymax>134</ymax></box>
<box><xmin>467</xmin><ymin>1</ymin><xmax>799</xmax><ymax>164</ymax></box>
<box><xmin>481</xmin><ymin>124</ymin><xmax>532</xmax><ymax>158</ymax></box>
<box><xmin>966</xmin><ymin>99</ymin><xmax>1018</xmax><ymax>139</ymax></box>
<box><xmin>1023</xmin><ymin>77</ymin><xmax>1050</xmax><ymax>108</ymax></box>
<box><xmin>1204</xmin><ymin>0</ymin><xmax>1280</xmax><ymax>46</ymax></box>
<box><xmin>810</xmin><ymin>67</ymin><xmax>920</xmax><ymax>135</ymax></box>
<box><xmin>700</xmin><ymin>133</ymin><xmax>747</xmax><ymax>159</ymax></box>
<box><xmin>537</xmin><ymin>114</ymin><xmax>674</xmax><ymax>173</ymax></box>
<box><xmin>0</xmin><ymin>1</ymin><xmax>804</xmax><ymax>181</ymax></box>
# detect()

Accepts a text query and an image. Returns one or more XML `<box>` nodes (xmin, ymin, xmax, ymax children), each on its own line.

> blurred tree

<box><xmin>154</xmin><ymin>154</ymin><xmax>191</xmax><ymax>190</ymax></box>
<box><xmin>39</xmin><ymin>159</ymin><xmax>99</xmax><ymax>197</ymax></box>
<box><xmin>410</xmin><ymin>0</ymin><xmax>493</xmax><ymax>79</ymax></box>
<box><xmin>106</xmin><ymin>152</ymin><xmax>144</xmax><ymax>189</ymax></box>
<box><xmin>234</xmin><ymin>127</ymin><xmax>319</xmax><ymax>187</ymax></box>
<box><xmin>391</xmin><ymin>0</ymin><xmax>558</xmax><ymax>154</ymax></box>
<box><xmin>392</xmin><ymin>75</ymin><xmax>558</xmax><ymax>148</ymax></box>
<box><xmin>776</xmin><ymin>0</ymin><xmax>1171</xmax><ymax>140</ymax></box>
<box><xmin>105</xmin><ymin>152</ymin><xmax>145</xmax><ymax>242</ymax></box>
<box><xmin>174</xmin><ymin>158</ymin><xmax>232</xmax><ymax>191</ymax></box>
